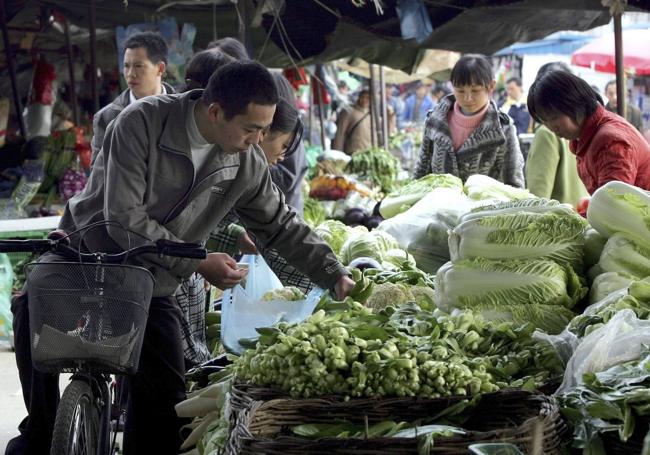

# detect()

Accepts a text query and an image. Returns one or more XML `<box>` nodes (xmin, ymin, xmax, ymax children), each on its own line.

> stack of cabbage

<box><xmin>436</xmin><ymin>198</ymin><xmax>589</xmax><ymax>334</ymax></box>
<box><xmin>568</xmin><ymin>181</ymin><xmax>650</xmax><ymax>332</ymax></box>
<box><xmin>588</xmin><ymin>181</ymin><xmax>650</xmax><ymax>282</ymax></box>
<box><xmin>378</xmin><ymin>174</ymin><xmax>535</xmax><ymax>274</ymax></box>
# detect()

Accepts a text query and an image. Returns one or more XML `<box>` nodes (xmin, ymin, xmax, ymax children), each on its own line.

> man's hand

<box><xmin>334</xmin><ymin>275</ymin><xmax>355</xmax><ymax>300</ymax></box>
<box><xmin>196</xmin><ymin>252</ymin><xmax>248</xmax><ymax>289</ymax></box>
<box><xmin>238</xmin><ymin>232</ymin><xmax>258</xmax><ymax>254</ymax></box>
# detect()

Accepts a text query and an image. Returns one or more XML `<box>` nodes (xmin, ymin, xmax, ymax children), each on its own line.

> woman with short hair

<box><xmin>528</xmin><ymin>70</ymin><xmax>650</xmax><ymax>193</ymax></box>
<box><xmin>413</xmin><ymin>54</ymin><xmax>525</xmax><ymax>187</ymax></box>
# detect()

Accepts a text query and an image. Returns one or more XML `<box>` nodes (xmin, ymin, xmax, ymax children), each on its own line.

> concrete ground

<box><xmin>0</xmin><ymin>346</ymin><xmax>71</xmax><ymax>453</ymax></box>
<box><xmin>0</xmin><ymin>345</ymin><xmax>24</xmax><ymax>452</ymax></box>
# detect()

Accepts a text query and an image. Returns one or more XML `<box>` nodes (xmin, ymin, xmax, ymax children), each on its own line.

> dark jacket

<box><xmin>91</xmin><ymin>83</ymin><xmax>176</xmax><ymax>158</ymax></box>
<box><xmin>61</xmin><ymin>90</ymin><xmax>347</xmax><ymax>296</ymax></box>
<box><xmin>270</xmin><ymin>142</ymin><xmax>308</xmax><ymax>214</ymax></box>
<box><xmin>605</xmin><ymin>102</ymin><xmax>644</xmax><ymax>133</ymax></box>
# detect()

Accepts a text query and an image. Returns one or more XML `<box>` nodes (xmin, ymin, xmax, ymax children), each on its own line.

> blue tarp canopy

<box><xmin>494</xmin><ymin>32</ymin><xmax>594</xmax><ymax>56</ymax></box>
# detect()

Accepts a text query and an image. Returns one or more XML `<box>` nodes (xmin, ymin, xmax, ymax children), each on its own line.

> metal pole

<box><xmin>89</xmin><ymin>0</ymin><xmax>99</xmax><ymax>113</ymax></box>
<box><xmin>368</xmin><ymin>64</ymin><xmax>377</xmax><ymax>147</ymax></box>
<box><xmin>614</xmin><ymin>13</ymin><xmax>625</xmax><ymax>117</ymax></box>
<box><xmin>0</xmin><ymin>0</ymin><xmax>27</xmax><ymax>138</ymax></box>
<box><xmin>379</xmin><ymin>66</ymin><xmax>388</xmax><ymax>150</ymax></box>
<box><xmin>63</xmin><ymin>18</ymin><xmax>79</xmax><ymax>125</ymax></box>
<box><xmin>315</xmin><ymin>65</ymin><xmax>327</xmax><ymax>150</ymax></box>
<box><xmin>239</xmin><ymin>0</ymin><xmax>253</xmax><ymax>58</ymax></box>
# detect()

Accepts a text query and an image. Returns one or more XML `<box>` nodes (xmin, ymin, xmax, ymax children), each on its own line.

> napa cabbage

<box><xmin>379</xmin><ymin>173</ymin><xmax>463</xmax><ymax>219</ymax></box>
<box><xmin>588</xmin><ymin>272</ymin><xmax>636</xmax><ymax>305</ymax></box>
<box><xmin>435</xmin><ymin>258</ymin><xmax>587</xmax><ymax>313</ymax></box>
<box><xmin>472</xmin><ymin>302</ymin><xmax>576</xmax><ymax>335</ymax></box>
<box><xmin>448</xmin><ymin>211</ymin><xmax>587</xmax><ymax>271</ymax></box>
<box><xmin>587</xmin><ymin>181</ymin><xmax>650</xmax><ymax>246</ymax></box>
<box><xmin>597</xmin><ymin>233</ymin><xmax>650</xmax><ymax>279</ymax></box>
<box><xmin>463</xmin><ymin>174</ymin><xmax>534</xmax><ymax>201</ymax></box>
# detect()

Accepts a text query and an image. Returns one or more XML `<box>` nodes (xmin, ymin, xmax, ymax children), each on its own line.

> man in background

<box><xmin>500</xmin><ymin>76</ymin><xmax>531</xmax><ymax>135</ymax></box>
<box><xmin>402</xmin><ymin>81</ymin><xmax>434</xmax><ymax>125</ymax></box>
<box><xmin>91</xmin><ymin>31</ymin><xmax>173</xmax><ymax>157</ymax></box>
<box><xmin>604</xmin><ymin>80</ymin><xmax>644</xmax><ymax>133</ymax></box>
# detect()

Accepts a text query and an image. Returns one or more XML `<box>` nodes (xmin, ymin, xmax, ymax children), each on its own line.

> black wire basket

<box><xmin>26</xmin><ymin>261</ymin><xmax>154</xmax><ymax>374</ymax></box>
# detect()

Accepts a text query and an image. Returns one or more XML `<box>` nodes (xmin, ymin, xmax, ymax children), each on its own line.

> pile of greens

<box><xmin>346</xmin><ymin>147</ymin><xmax>401</xmax><ymax>193</ymax></box>
<box><xmin>560</xmin><ymin>348</ymin><xmax>650</xmax><ymax>454</ymax></box>
<box><xmin>234</xmin><ymin>297</ymin><xmax>562</xmax><ymax>399</ymax></box>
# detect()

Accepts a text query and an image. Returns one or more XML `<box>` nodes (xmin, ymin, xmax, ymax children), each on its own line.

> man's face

<box><xmin>605</xmin><ymin>84</ymin><xmax>617</xmax><ymax>109</ymax></box>
<box><xmin>506</xmin><ymin>81</ymin><xmax>522</xmax><ymax>101</ymax></box>
<box><xmin>416</xmin><ymin>85</ymin><xmax>428</xmax><ymax>99</ymax></box>
<box><xmin>208</xmin><ymin>102</ymin><xmax>276</xmax><ymax>154</ymax></box>
<box><xmin>357</xmin><ymin>92</ymin><xmax>370</xmax><ymax>109</ymax></box>
<box><xmin>123</xmin><ymin>47</ymin><xmax>165</xmax><ymax>99</ymax></box>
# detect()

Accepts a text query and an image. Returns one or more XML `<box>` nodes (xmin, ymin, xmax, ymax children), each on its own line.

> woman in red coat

<box><xmin>527</xmin><ymin>70</ymin><xmax>650</xmax><ymax>194</ymax></box>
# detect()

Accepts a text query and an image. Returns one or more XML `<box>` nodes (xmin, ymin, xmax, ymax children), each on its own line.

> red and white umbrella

<box><xmin>571</xmin><ymin>29</ymin><xmax>650</xmax><ymax>76</ymax></box>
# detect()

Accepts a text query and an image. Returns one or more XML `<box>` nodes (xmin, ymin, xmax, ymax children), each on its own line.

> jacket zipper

<box><xmin>160</xmin><ymin>144</ymin><xmax>196</xmax><ymax>225</ymax></box>
<box><xmin>160</xmin><ymin>144</ymin><xmax>240</xmax><ymax>224</ymax></box>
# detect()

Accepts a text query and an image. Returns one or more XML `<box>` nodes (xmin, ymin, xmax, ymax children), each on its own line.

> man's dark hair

<box><xmin>450</xmin><ymin>54</ymin><xmax>494</xmax><ymax>88</ymax></box>
<box><xmin>207</xmin><ymin>37</ymin><xmax>250</xmax><ymax>61</ymax></box>
<box><xmin>527</xmin><ymin>70</ymin><xmax>603</xmax><ymax>124</ymax></box>
<box><xmin>202</xmin><ymin>61</ymin><xmax>278</xmax><ymax>118</ymax></box>
<box><xmin>506</xmin><ymin>76</ymin><xmax>522</xmax><ymax>87</ymax></box>
<box><xmin>432</xmin><ymin>83</ymin><xmax>451</xmax><ymax>97</ymax></box>
<box><xmin>184</xmin><ymin>49</ymin><xmax>234</xmax><ymax>91</ymax></box>
<box><xmin>124</xmin><ymin>31</ymin><xmax>168</xmax><ymax>65</ymax></box>
<box><xmin>535</xmin><ymin>61</ymin><xmax>571</xmax><ymax>81</ymax></box>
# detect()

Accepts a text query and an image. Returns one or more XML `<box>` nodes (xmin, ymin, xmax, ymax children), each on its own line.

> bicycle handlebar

<box><xmin>0</xmin><ymin>236</ymin><xmax>207</xmax><ymax>263</ymax></box>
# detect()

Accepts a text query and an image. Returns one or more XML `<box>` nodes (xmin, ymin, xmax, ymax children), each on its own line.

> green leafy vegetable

<box><xmin>598</xmin><ymin>233</ymin><xmax>650</xmax><ymax>279</ymax></box>
<box><xmin>449</xmin><ymin>211</ymin><xmax>587</xmax><ymax>272</ymax></box>
<box><xmin>463</xmin><ymin>174</ymin><xmax>534</xmax><ymax>201</ymax></box>
<box><xmin>435</xmin><ymin>258</ymin><xmax>587</xmax><ymax>314</ymax></box>
<box><xmin>587</xmin><ymin>180</ymin><xmax>650</xmax><ymax>246</ymax></box>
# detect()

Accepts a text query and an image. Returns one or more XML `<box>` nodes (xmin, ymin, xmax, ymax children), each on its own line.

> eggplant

<box><xmin>348</xmin><ymin>256</ymin><xmax>382</xmax><ymax>271</ymax></box>
<box><xmin>344</xmin><ymin>207</ymin><xmax>368</xmax><ymax>226</ymax></box>
<box><xmin>365</xmin><ymin>215</ymin><xmax>384</xmax><ymax>230</ymax></box>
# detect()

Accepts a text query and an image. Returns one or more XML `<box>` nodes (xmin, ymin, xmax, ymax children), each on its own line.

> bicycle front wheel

<box><xmin>51</xmin><ymin>380</ymin><xmax>100</xmax><ymax>455</ymax></box>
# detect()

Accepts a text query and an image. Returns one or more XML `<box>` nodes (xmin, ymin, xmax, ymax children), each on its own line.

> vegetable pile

<box><xmin>345</xmin><ymin>147</ymin><xmax>401</xmax><ymax>193</ymax></box>
<box><xmin>560</xmin><ymin>348</ymin><xmax>650</xmax><ymax>453</ymax></box>
<box><xmin>233</xmin><ymin>298</ymin><xmax>562</xmax><ymax>399</ymax></box>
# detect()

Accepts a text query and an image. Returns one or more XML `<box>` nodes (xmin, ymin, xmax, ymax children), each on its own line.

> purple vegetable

<box><xmin>344</xmin><ymin>207</ymin><xmax>368</xmax><ymax>226</ymax></box>
<box><xmin>365</xmin><ymin>215</ymin><xmax>384</xmax><ymax>230</ymax></box>
<box><xmin>348</xmin><ymin>256</ymin><xmax>382</xmax><ymax>271</ymax></box>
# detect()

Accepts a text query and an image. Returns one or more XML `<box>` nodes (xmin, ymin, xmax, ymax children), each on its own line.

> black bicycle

<box><xmin>0</xmin><ymin>227</ymin><xmax>206</xmax><ymax>455</ymax></box>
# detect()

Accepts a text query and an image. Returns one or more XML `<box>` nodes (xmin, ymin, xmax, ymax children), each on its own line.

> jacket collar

<box><xmin>430</xmin><ymin>95</ymin><xmax>504</xmax><ymax>142</ymax></box>
<box><xmin>571</xmin><ymin>104</ymin><xmax>606</xmax><ymax>156</ymax></box>
<box><xmin>158</xmin><ymin>90</ymin><xmax>240</xmax><ymax>172</ymax></box>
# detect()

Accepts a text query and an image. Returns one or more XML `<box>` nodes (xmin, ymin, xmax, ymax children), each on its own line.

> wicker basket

<box><xmin>227</xmin><ymin>388</ymin><xmax>567</xmax><ymax>454</ymax></box>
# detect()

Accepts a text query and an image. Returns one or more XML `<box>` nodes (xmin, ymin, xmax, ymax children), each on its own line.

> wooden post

<box><xmin>63</xmin><ymin>18</ymin><xmax>79</xmax><ymax>125</ymax></box>
<box><xmin>368</xmin><ymin>64</ymin><xmax>377</xmax><ymax>147</ymax></box>
<box><xmin>89</xmin><ymin>0</ymin><xmax>99</xmax><ymax>113</ymax></box>
<box><xmin>315</xmin><ymin>65</ymin><xmax>327</xmax><ymax>150</ymax></box>
<box><xmin>379</xmin><ymin>66</ymin><xmax>388</xmax><ymax>150</ymax></box>
<box><xmin>613</xmin><ymin>12</ymin><xmax>625</xmax><ymax>117</ymax></box>
<box><xmin>0</xmin><ymin>0</ymin><xmax>27</xmax><ymax>138</ymax></box>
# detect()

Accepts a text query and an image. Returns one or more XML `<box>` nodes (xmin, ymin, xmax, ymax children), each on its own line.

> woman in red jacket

<box><xmin>527</xmin><ymin>70</ymin><xmax>650</xmax><ymax>194</ymax></box>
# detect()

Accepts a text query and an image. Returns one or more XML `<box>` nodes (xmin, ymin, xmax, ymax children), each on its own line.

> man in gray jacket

<box><xmin>9</xmin><ymin>61</ymin><xmax>354</xmax><ymax>455</ymax></box>
<box><xmin>91</xmin><ymin>31</ymin><xmax>174</xmax><ymax>157</ymax></box>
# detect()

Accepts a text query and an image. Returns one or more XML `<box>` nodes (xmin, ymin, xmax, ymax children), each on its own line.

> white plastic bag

<box><xmin>221</xmin><ymin>254</ymin><xmax>324</xmax><ymax>354</ymax></box>
<box><xmin>557</xmin><ymin>309</ymin><xmax>650</xmax><ymax>393</ymax></box>
<box><xmin>378</xmin><ymin>188</ymin><xmax>487</xmax><ymax>274</ymax></box>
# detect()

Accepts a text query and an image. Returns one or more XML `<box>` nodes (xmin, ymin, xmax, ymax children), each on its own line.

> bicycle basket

<box><xmin>25</xmin><ymin>262</ymin><xmax>154</xmax><ymax>374</ymax></box>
